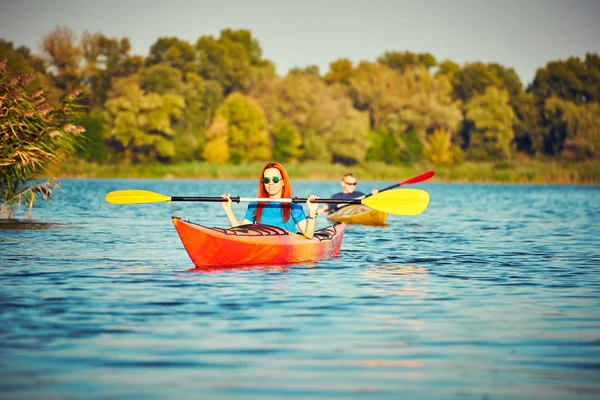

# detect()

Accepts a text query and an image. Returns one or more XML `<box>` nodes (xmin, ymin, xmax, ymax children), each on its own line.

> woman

<box><xmin>221</xmin><ymin>162</ymin><xmax>319</xmax><ymax>239</ymax></box>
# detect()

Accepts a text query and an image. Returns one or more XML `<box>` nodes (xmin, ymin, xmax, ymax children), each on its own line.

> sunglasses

<box><xmin>344</xmin><ymin>181</ymin><xmax>357</xmax><ymax>186</ymax></box>
<box><xmin>262</xmin><ymin>176</ymin><xmax>282</xmax><ymax>184</ymax></box>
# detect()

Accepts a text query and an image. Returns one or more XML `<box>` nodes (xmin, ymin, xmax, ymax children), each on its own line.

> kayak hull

<box><xmin>326</xmin><ymin>204</ymin><xmax>388</xmax><ymax>226</ymax></box>
<box><xmin>172</xmin><ymin>217</ymin><xmax>346</xmax><ymax>267</ymax></box>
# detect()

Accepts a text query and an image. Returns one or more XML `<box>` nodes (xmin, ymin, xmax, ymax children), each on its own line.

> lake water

<box><xmin>1</xmin><ymin>178</ymin><xmax>599</xmax><ymax>399</ymax></box>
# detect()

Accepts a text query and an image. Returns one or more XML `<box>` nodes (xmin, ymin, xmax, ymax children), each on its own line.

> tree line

<box><xmin>2</xmin><ymin>26</ymin><xmax>599</xmax><ymax>167</ymax></box>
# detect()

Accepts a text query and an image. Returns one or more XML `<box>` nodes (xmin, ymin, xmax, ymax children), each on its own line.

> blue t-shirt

<box><xmin>243</xmin><ymin>202</ymin><xmax>306</xmax><ymax>232</ymax></box>
<box><xmin>327</xmin><ymin>191</ymin><xmax>366</xmax><ymax>213</ymax></box>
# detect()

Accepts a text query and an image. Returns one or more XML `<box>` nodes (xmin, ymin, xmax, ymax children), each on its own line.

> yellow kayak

<box><xmin>326</xmin><ymin>204</ymin><xmax>388</xmax><ymax>226</ymax></box>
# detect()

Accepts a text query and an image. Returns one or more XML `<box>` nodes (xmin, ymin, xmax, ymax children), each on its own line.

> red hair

<box><xmin>254</xmin><ymin>162</ymin><xmax>293</xmax><ymax>223</ymax></box>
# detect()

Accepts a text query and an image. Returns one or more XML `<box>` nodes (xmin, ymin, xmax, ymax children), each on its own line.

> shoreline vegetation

<box><xmin>47</xmin><ymin>159</ymin><xmax>600</xmax><ymax>184</ymax></box>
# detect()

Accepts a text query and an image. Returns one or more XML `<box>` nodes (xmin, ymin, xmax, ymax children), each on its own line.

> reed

<box><xmin>0</xmin><ymin>60</ymin><xmax>84</xmax><ymax>218</ymax></box>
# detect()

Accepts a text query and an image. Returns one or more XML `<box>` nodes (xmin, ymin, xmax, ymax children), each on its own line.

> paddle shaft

<box><xmin>172</xmin><ymin>196</ymin><xmax>361</xmax><ymax>205</ymax></box>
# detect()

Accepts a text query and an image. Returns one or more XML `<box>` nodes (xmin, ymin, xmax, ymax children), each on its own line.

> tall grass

<box><xmin>0</xmin><ymin>60</ymin><xmax>84</xmax><ymax>218</ymax></box>
<box><xmin>46</xmin><ymin>159</ymin><xmax>600</xmax><ymax>184</ymax></box>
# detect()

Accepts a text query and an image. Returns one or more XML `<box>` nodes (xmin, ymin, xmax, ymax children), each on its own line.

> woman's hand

<box><xmin>306</xmin><ymin>195</ymin><xmax>319</xmax><ymax>216</ymax></box>
<box><xmin>221</xmin><ymin>193</ymin><xmax>233</xmax><ymax>212</ymax></box>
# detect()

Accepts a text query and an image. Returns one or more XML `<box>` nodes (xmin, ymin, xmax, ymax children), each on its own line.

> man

<box><xmin>317</xmin><ymin>173</ymin><xmax>378</xmax><ymax>215</ymax></box>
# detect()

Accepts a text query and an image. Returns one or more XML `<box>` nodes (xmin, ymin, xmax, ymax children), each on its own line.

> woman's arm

<box><xmin>298</xmin><ymin>195</ymin><xmax>319</xmax><ymax>239</ymax></box>
<box><xmin>221</xmin><ymin>194</ymin><xmax>242</xmax><ymax>227</ymax></box>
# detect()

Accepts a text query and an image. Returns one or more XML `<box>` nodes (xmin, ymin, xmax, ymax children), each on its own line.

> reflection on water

<box><xmin>365</xmin><ymin>264</ymin><xmax>429</xmax><ymax>298</ymax></box>
<box><xmin>0</xmin><ymin>219</ymin><xmax>59</xmax><ymax>230</ymax></box>
<box><xmin>1</xmin><ymin>179</ymin><xmax>599</xmax><ymax>399</ymax></box>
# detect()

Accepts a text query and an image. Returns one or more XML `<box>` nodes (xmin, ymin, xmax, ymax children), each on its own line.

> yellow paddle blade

<box><xmin>362</xmin><ymin>188</ymin><xmax>430</xmax><ymax>216</ymax></box>
<box><xmin>105</xmin><ymin>190</ymin><xmax>172</xmax><ymax>204</ymax></box>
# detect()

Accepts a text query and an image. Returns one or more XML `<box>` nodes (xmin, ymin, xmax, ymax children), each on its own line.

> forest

<box><xmin>1</xmin><ymin>26</ymin><xmax>599</xmax><ymax>180</ymax></box>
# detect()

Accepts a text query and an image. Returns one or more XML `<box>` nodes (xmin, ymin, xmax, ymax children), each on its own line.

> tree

<box><xmin>435</xmin><ymin>59</ymin><xmax>460</xmax><ymax>82</ymax></box>
<box><xmin>259</xmin><ymin>72</ymin><xmax>369</xmax><ymax>165</ymax></box>
<box><xmin>208</xmin><ymin>93</ymin><xmax>271</xmax><ymax>164</ymax></box>
<box><xmin>138</xmin><ymin>63</ymin><xmax>184</xmax><ymax>94</ymax></box>
<box><xmin>327</xmin><ymin>111</ymin><xmax>370</xmax><ymax>165</ymax></box>
<box><xmin>544</xmin><ymin>97</ymin><xmax>600</xmax><ymax>159</ymax></box>
<box><xmin>202</xmin><ymin>115</ymin><xmax>230</xmax><ymax>164</ymax></box>
<box><xmin>104</xmin><ymin>81</ymin><xmax>185</xmax><ymax>162</ymax></box>
<box><xmin>1</xmin><ymin>59</ymin><xmax>84</xmax><ymax>218</ymax></box>
<box><xmin>488</xmin><ymin>63</ymin><xmax>523</xmax><ymax>104</ymax></box>
<box><xmin>365</xmin><ymin>127</ymin><xmax>402</xmax><ymax>164</ymax></box>
<box><xmin>465</xmin><ymin>87</ymin><xmax>516</xmax><ymax>160</ymax></box>
<box><xmin>325</xmin><ymin>58</ymin><xmax>354</xmax><ymax>85</ymax></box>
<box><xmin>302</xmin><ymin>129</ymin><xmax>330</xmax><ymax>162</ymax></box>
<box><xmin>349</xmin><ymin>61</ymin><xmax>403</xmax><ymax>128</ymax></box>
<box><xmin>40</xmin><ymin>26</ymin><xmax>83</xmax><ymax>93</ymax></box>
<box><xmin>453</xmin><ymin>62</ymin><xmax>502</xmax><ymax>103</ymax></box>
<box><xmin>272</xmin><ymin>120</ymin><xmax>303</xmax><ymax>162</ymax></box>
<box><xmin>195</xmin><ymin>29</ymin><xmax>272</xmax><ymax>95</ymax></box>
<box><xmin>289</xmin><ymin>65</ymin><xmax>321</xmax><ymax>77</ymax></box>
<box><xmin>147</xmin><ymin>37</ymin><xmax>196</xmax><ymax>73</ymax></box>
<box><xmin>529</xmin><ymin>54</ymin><xmax>600</xmax><ymax>105</ymax></box>
<box><xmin>82</xmin><ymin>32</ymin><xmax>138</xmax><ymax>106</ymax></box>
<box><xmin>423</xmin><ymin>129</ymin><xmax>462</xmax><ymax>165</ymax></box>
<box><xmin>377</xmin><ymin>51</ymin><xmax>437</xmax><ymax>72</ymax></box>
<box><xmin>512</xmin><ymin>92</ymin><xmax>544</xmax><ymax>154</ymax></box>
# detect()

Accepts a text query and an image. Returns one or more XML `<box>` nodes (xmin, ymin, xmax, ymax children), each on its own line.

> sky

<box><xmin>0</xmin><ymin>0</ymin><xmax>599</xmax><ymax>85</ymax></box>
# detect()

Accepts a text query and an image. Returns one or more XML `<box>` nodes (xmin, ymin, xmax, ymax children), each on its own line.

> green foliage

<box><xmin>397</xmin><ymin>69</ymin><xmax>462</xmax><ymax>146</ymax></box>
<box><xmin>545</xmin><ymin>97</ymin><xmax>600</xmax><ymax>159</ymax></box>
<box><xmin>435</xmin><ymin>59</ymin><xmax>460</xmax><ymax>82</ymax></box>
<box><xmin>453</xmin><ymin>62</ymin><xmax>502</xmax><ymax>103</ymax></box>
<box><xmin>512</xmin><ymin>92</ymin><xmax>544</xmax><ymax>154</ymax></box>
<box><xmin>0</xmin><ymin>40</ymin><xmax>49</xmax><ymax>89</ymax></box>
<box><xmin>147</xmin><ymin>37</ymin><xmax>196</xmax><ymax>73</ymax></box>
<box><xmin>398</xmin><ymin>128</ymin><xmax>423</xmax><ymax>164</ymax></box>
<box><xmin>487</xmin><ymin>63</ymin><xmax>523</xmax><ymax>104</ymax></box>
<box><xmin>272</xmin><ymin>120</ymin><xmax>303</xmax><ymax>162</ymax></box>
<box><xmin>0</xmin><ymin>60</ymin><xmax>84</xmax><ymax>218</ymax></box>
<box><xmin>104</xmin><ymin>81</ymin><xmax>185</xmax><ymax>162</ymax></box>
<box><xmin>377</xmin><ymin>51</ymin><xmax>437</xmax><ymax>72</ymax></box>
<box><xmin>349</xmin><ymin>61</ymin><xmax>402</xmax><ymax>127</ymax></box>
<box><xmin>325</xmin><ymin>58</ymin><xmax>354</xmax><ymax>85</ymax></box>
<box><xmin>366</xmin><ymin>128</ymin><xmax>402</xmax><ymax>164</ymax></box>
<box><xmin>219</xmin><ymin>28</ymin><xmax>263</xmax><ymax>65</ymax></box>
<box><xmin>423</xmin><ymin>128</ymin><xmax>462</xmax><ymax>165</ymax></box>
<box><xmin>529</xmin><ymin>54</ymin><xmax>600</xmax><ymax>104</ymax></box>
<box><xmin>289</xmin><ymin>65</ymin><xmax>321</xmax><ymax>77</ymax></box>
<box><xmin>209</xmin><ymin>93</ymin><xmax>271</xmax><ymax>164</ymax></box>
<box><xmin>77</xmin><ymin>108</ymin><xmax>106</xmax><ymax>163</ymax></box>
<box><xmin>465</xmin><ymin>87</ymin><xmax>516</xmax><ymax>160</ymax></box>
<box><xmin>138</xmin><ymin>63</ymin><xmax>184</xmax><ymax>94</ymax></box>
<box><xmin>328</xmin><ymin>110</ymin><xmax>370</xmax><ymax>165</ymax></box>
<box><xmin>82</xmin><ymin>32</ymin><xmax>138</xmax><ymax>106</ymax></box>
<box><xmin>302</xmin><ymin>129</ymin><xmax>331</xmax><ymax>163</ymax></box>
<box><xmin>202</xmin><ymin>115</ymin><xmax>230</xmax><ymax>164</ymax></box>
<box><xmin>350</xmin><ymin>63</ymin><xmax>462</xmax><ymax>153</ymax></box>
<box><xmin>13</xmin><ymin>25</ymin><xmax>600</xmax><ymax>169</ymax></box>
<box><xmin>196</xmin><ymin>29</ymin><xmax>270</xmax><ymax>96</ymax></box>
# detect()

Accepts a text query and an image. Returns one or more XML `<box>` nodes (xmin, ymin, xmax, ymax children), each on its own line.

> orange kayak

<box><xmin>326</xmin><ymin>204</ymin><xmax>388</xmax><ymax>226</ymax></box>
<box><xmin>172</xmin><ymin>217</ymin><xmax>346</xmax><ymax>268</ymax></box>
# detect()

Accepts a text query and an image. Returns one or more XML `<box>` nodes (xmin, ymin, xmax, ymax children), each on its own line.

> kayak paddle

<box><xmin>105</xmin><ymin>188</ymin><xmax>430</xmax><ymax>216</ymax></box>
<box><xmin>329</xmin><ymin>170</ymin><xmax>435</xmax><ymax>211</ymax></box>
<box><xmin>365</xmin><ymin>170</ymin><xmax>435</xmax><ymax>198</ymax></box>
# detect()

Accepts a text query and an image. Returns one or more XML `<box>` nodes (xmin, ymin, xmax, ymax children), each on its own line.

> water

<box><xmin>1</xmin><ymin>179</ymin><xmax>599</xmax><ymax>399</ymax></box>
